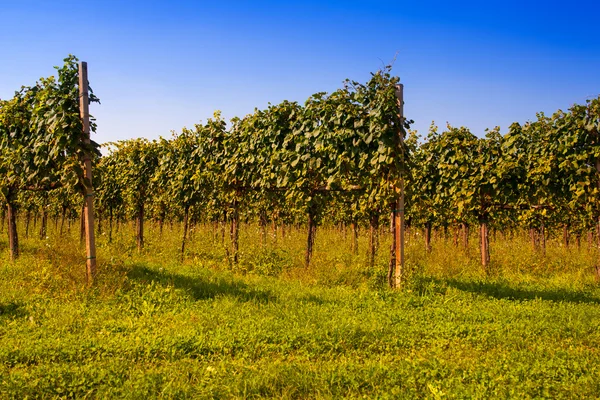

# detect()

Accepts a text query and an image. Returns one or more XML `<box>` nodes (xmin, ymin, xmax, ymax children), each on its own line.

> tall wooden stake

<box><xmin>79</xmin><ymin>61</ymin><xmax>97</xmax><ymax>285</ymax></box>
<box><xmin>480</xmin><ymin>221</ymin><xmax>489</xmax><ymax>271</ymax></box>
<box><xmin>394</xmin><ymin>84</ymin><xmax>406</xmax><ymax>288</ymax></box>
<box><xmin>596</xmin><ymin>159</ymin><xmax>600</xmax><ymax>280</ymax></box>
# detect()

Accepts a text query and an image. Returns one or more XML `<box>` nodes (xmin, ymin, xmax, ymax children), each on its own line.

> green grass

<box><xmin>1</xmin><ymin>221</ymin><xmax>599</xmax><ymax>398</ymax></box>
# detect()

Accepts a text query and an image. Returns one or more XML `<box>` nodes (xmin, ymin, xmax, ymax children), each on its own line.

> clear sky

<box><xmin>1</xmin><ymin>0</ymin><xmax>599</xmax><ymax>144</ymax></box>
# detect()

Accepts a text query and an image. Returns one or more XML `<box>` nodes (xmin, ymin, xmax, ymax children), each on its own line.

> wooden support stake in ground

<box><xmin>79</xmin><ymin>61</ymin><xmax>97</xmax><ymax>284</ymax></box>
<box><xmin>596</xmin><ymin>159</ymin><xmax>600</xmax><ymax>280</ymax></box>
<box><xmin>394</xmin><ymin>83</ymin><xmax>406</xmax><ymax>288</ymax></box>
<box><xmin>480</xmin><ymin>221</ymin><xmax>489</xmax><ymax>270</ymax></box>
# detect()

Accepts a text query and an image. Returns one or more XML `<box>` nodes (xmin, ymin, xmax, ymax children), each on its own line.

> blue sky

<box><xmin>1</xmin><ymin>0</ymin><xmax>599</xmax><ymax>143</ymax></box>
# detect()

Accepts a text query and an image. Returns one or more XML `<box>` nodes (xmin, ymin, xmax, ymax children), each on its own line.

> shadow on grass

<box><xmin>187</xmin><ymin>250</ymin><xmax>226</xmax><ymax>264</ymax></box>
<box><xmin>296</xmin><ymin>294</ymin><xmax>330</xmax><ymax>305</ymax></box>
<box><xmin>0</xmin><ymin>302</ymin><xmax>24</xmax><ymax>319</ymax></box>
<box><xmin>421</xmin><ymin>277</ymin><xmax>600</xmax><ymax>304</ymax></box>
<box><xmin>128</xmin><ymin>264</ymin><xmax>278</xmax><ymax>304</ymax></box>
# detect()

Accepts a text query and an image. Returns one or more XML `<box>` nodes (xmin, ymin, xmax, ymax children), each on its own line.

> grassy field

<box><xmin>1</xmin><ymin>221</ymin><xmax>600</xmax><ymax>398</ymax></box>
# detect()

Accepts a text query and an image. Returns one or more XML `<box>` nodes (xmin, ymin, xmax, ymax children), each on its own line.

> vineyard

<box><xmin>1</xmin><ymin>57</ymin><xmax>600</xmax><ymax>397</ymax></box>
<box><xmin>2</xmin><ymin>57</ymin><xmax>600</xmax><ymax>281</ymax></box>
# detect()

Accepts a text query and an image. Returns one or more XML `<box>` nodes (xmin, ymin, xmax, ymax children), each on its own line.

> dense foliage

<box><xmin>0</xmin><ymin>55</ymin><xmax>99</xmax><ymax>260</ymax></box>
<box><xmin>2</xmin><ymin>56</ymin><xmax>600</xmax><ymax>279</ymax></box>
<box><xmin>88</xmin><ymin>94</ymin><xmax>600</xmax><ymax>274</ymax></box>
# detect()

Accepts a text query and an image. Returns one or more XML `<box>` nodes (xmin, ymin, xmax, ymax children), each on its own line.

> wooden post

<box><xmin>480</xmin><ymin>221</ymin><xmax>489</xmax><ymax>271</ymax></box>
<box><xmin>305</xmin><ymin>206</ymin><xmax>316</xmax><ymax>268</ymax></box>
<box><xmin>6</xmin><ymin>192</ymin><xmax>19</xmax><ymax>262</ymax></box>
<box><xmin>79</xmin><ymin>61</ymin><xmax>97</xmax><ymax>285</ymax></box>
<box><xmin>60</xmin><ymin>206</ymin><xmax>66</xmax><ymax>235</ymax></box>
<box><xmin>387</xmin><ymin>209</ymin><xmax>395</xmax><ymax>288</ymax></box>
<box><xmin>25</xmin><ymin>209</ymin><xmax>31</xmax><ymax>238</ymax></box>
<box><xmin>394</xmin><ymin>83</ymin><xmax>406</xmax><ymax>288</ymax></box>
<box><xmin>425</xmin><ymin>222</ymin><xmax>432</xmax><ymax>253</ymax></box>
<box><xmin>136</xmin><ymin>205</ymin><xmax>144</xmax><ymax>251</ymax></box>
<box><xmin>181</xmin><ymin>205</ymin><xmax>190</xmax><ymax>262</ymax></box>
<box><xmin>230</xmin><ymin>200</ymin><xmax>240</xmax><ymax>265</ymax></box>
<box><xmin>40</xmin><ymin>207</ymin><xmax>47</xmax><ymax>240</ymax></box>
<box><xmin>596</xmin><ymin>159</ymin><xmax>600</xmax><ymax>279</ymax></box>
<box><xmin>597</xmin><ymin>219</ymin><xmax>600</xmax><ymax>280</ymax></box>
<box><xmin>369</xmin><ymin>214</ymin><xmax>378</xmax><ymax>268</ymax></box>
